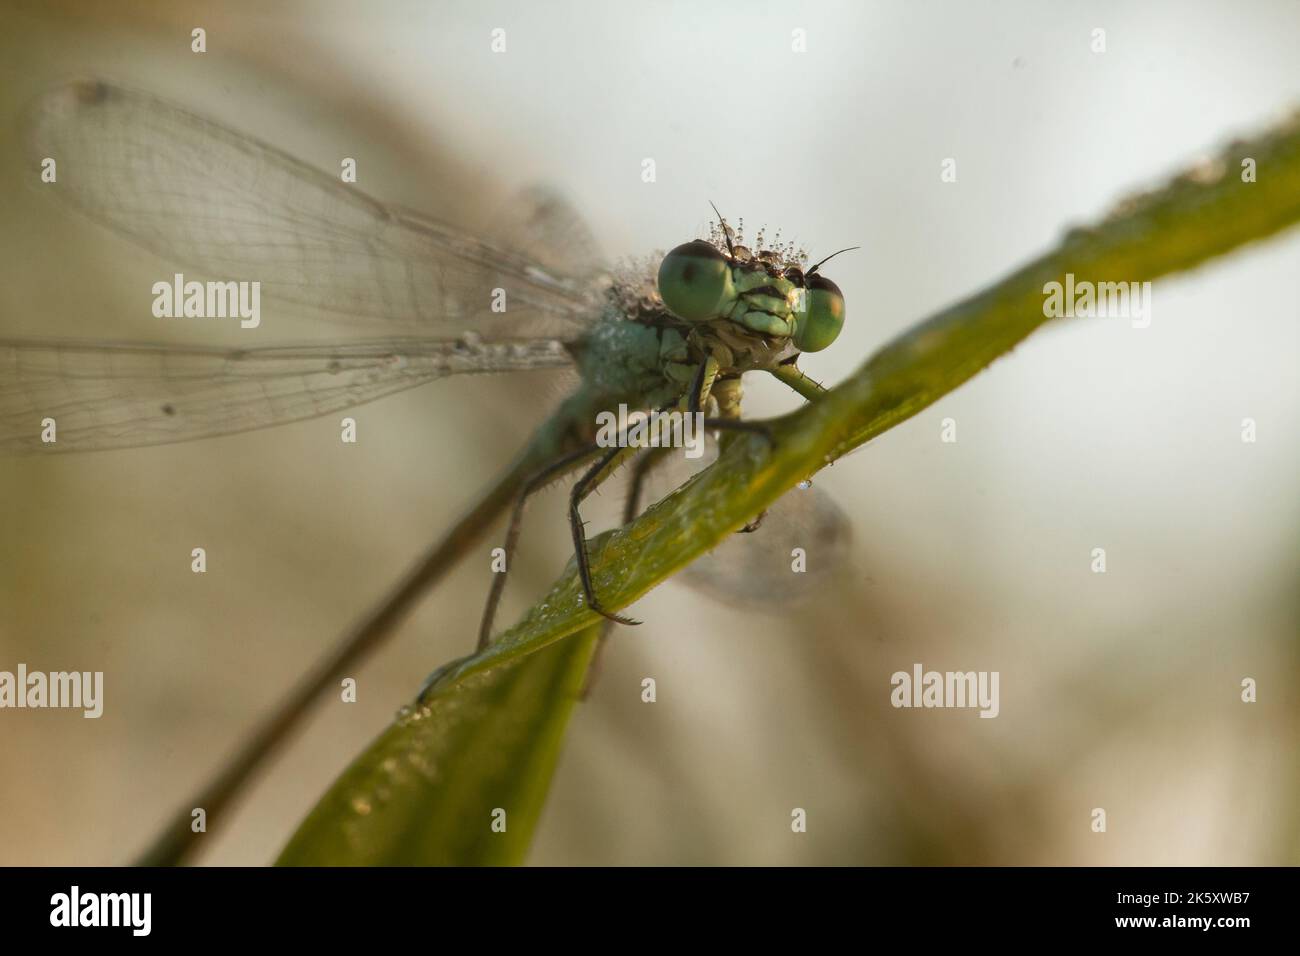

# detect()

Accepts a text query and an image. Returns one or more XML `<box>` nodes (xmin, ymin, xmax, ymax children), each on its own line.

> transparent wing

<box><xmin>0</xmin><ymin>337</ymin><xmax>573</xmax><ymax>453</ymax></box>
<box><xmin>25</xmin><ymin>80</ymin><xmax>606</xmax><ymax>339</ymax></box>
<box><xmin>485</xmin><ymin>185</ymin><xmax>598</xmax><ymax>400</ymax></box>
<box><xmin>489</xmin><ymin>184</ymin><xmax>606</xmax><ymax>284</ymax></box>
<box><xmin>642</xmin><ymin>438</ymin><xmax>853</xmax><ymax>610</ymax></box>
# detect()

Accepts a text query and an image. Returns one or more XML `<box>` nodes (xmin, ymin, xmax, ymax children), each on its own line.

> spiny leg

<box><xmin>477</xmin><ymin>443</ymin><xmax>603</xmax><ymax>651</ymax></box>
<box><xmin>569</xmin><ymin>444</ymin><xmax>642</xmax><ymax>627</ymax></box>
<box><xmin>679</xmin><ymin>352</ymin><xmax>774</xmax><ymax>445</ymax></box>
<box><xmin>495</xmin><ymin>398</ymin><xmax>682</xmax><ymax>653</ymax></box>
<box><xmin>565</xmin><ymin>395</ymin><xmax>689</xmax><ymax>630</ymax></box>
<box><xmin>578</xmin><ymin>368</ymin><xmax>774</xmax><ymax>691</ymax></box>
<box><xmin>687</xmin><ymin>357</ymin><xmax>712</xmax><ymax>414</ymax></box>
<box><xmin>579</xmin><ymin>448</ymin><xmax>669</xmax><ymax>699</ymax></box>
<box><xmin>687</xmin><ymin>354</ymin><xmax>776</xmax><ymax>442</ymax></box>
<box><xmin>708</xmin><ymin>362</ymin><xmax>780</xmax><ymax>535</ymax></box>
<box><xmin>580</xmin><ymin>421</ymin><xmax>772</xmax><ymax>693</ymax></box>
<box><xmin>769</xmin><ymin>359</ymin><xmax>827</xmax><ymax>402</ymax></box>
<box><xmin>571</xmin><ymin>355</ymin><xmax>778</xmax><ymax>665</ymax></box>
<box><xmin>687</xmin><ymin>356</ymin><xmax>777</xmax><ymax>516</ymax></box>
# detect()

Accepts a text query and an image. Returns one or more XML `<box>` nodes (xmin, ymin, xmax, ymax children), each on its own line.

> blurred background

<box><xmin>0</xmin><ymin>0</ymin><xmax>1296</xmax><ymax>865</ymax></box>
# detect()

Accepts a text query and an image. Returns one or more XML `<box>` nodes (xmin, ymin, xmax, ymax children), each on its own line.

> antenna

<box><xmin>708</xmin><ymin>200</ymin><xmax>736</xmax><ymax>257</ymax></box>
<box><xmin>806</xmin><ymin>245</ymin><xmax>860</xmax><ymax>276</ymax></box>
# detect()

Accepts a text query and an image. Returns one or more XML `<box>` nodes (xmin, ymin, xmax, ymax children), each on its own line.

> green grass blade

<box><xmin>276</xmin><ymin>626</ymin><xmax>598</xmax><ymax>866</ymax></box>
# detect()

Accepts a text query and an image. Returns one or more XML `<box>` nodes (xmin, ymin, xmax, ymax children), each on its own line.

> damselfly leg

<box><xmin>476</xmin><ymin>443</ymin><xmax>605</xmax><ymax>651</ymax></box>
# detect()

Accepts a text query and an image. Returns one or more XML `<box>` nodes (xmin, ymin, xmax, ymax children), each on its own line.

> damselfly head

<box><xmin>654</xmin><ymin>207</ymin><xmax>850</xmax><ymax>353</ymax></box>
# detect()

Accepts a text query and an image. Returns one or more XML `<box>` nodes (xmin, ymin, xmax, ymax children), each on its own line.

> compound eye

<box><xmin>793</xmin><ymin>274</ymin><xmax>845</xmax><ymax>352</ymax></box>
<box><xmin>657</xmin><ymin>240</ymin><xmax>733</xmax><ymax>322</ymax></box>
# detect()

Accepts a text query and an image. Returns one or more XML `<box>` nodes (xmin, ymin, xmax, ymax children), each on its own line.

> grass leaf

<box><xmin>277</xmin><ymin>626</ymin><xmax>598</xmax><ymax>865</ymax></box>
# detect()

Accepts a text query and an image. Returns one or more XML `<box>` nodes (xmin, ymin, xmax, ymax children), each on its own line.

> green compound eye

<box><xmin>793</xmin><ymin>274</ymin><xmax>845</xmax><ymax>352</ymax></box>
<box><xmin>657</xmin><ymin>240</ymin><xmax>734</xmax><ymax>322</ymax></box>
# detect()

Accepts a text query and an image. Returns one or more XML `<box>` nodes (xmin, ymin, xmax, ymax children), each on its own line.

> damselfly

<box><xmin>4</xmin><ymin>80</ymin><xmax>853</xmax><ymax>648</ymax></box>
<box><xmin>3</xmin><ymin>80</ymin><xmax>860</xmax><ymax>862</ymax></box>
